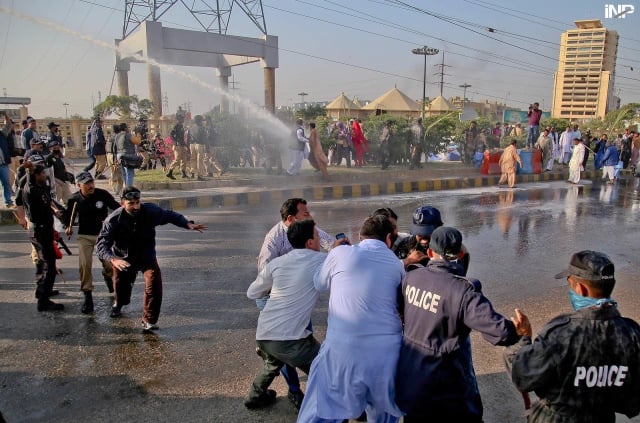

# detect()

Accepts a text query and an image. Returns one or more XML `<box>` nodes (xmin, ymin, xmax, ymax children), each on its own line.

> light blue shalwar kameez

<box><xmin>297</xmin><ymin>239</ymin><xmax>405</xmax><ymax>423</ymax></box>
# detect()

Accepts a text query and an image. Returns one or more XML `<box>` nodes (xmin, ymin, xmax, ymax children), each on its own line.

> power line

<box><xmin>0</xmin><ymin>0</ymin><xmax>13</xmax><ymax>70</ymax></box>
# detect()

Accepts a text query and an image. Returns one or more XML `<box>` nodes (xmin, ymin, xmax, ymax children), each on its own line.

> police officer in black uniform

<box><xmin>17</xmin><ymin>162</ymin><xmax>65</xmax><ymax>311</ymax></box>
<box><xmin>395</xmin><ymin>227</ymin><xmax>530</xmax><ymax>422</ymax></box>
<box><xmin>394</xmin><ymin>206</ymin><xmax>471</xmax><ymax>274</ymax></box>
<box><xmin>505</xmin><ymin>250</ymin><xmax>640</xmax><ymax>422</ymax></box>
<box><xmin>63</xmin><ymin>172</ymin><xmax>120</xmax><ymax>314</ymax></box>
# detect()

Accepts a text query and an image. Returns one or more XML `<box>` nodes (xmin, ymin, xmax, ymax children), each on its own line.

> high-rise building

<box><xmin>551</xmin><ymin>19</ymin><xmax>618</xmax><ymax>122</ymax></box>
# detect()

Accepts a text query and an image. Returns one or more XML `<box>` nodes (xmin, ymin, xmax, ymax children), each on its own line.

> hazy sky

<box><xmin>0</xmin><ymin>0</ymin><xmax>638</xmax><ymax>118</ymax></box>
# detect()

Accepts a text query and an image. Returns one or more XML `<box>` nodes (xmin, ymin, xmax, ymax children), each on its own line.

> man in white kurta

<box><xmin>559</xmin><ymin>126</ymin><xmax>574</xmax><ymax>165</ymax></box>
<box><xmin>568</xmin><ymin>138</ymin><xmax>585</xmax><ymax>184</ymax></box>
<box><xmin>297</xmin><ymin>215</ymin><xmax>405</xmax><ymax>423</ymax></box>
<box><xmin>245</xmin><ymin>220</ymin><xmax>328</xmax><ymax>409</ymax></box>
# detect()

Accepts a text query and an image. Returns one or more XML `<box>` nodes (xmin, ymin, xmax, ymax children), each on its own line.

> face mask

<box><xmin>568</xmin><ymin>287</ymin><xmax>617</xmax><ymax>311</ymax></box>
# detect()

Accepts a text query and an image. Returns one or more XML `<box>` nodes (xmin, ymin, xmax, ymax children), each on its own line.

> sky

<box><xmin>0</xmin><ymin>0</ymin><xmax>638</xmax><ymax>119</ymax></box>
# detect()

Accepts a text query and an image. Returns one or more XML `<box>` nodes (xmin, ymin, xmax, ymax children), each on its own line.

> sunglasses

<box><xmin>122</xmin><ymin>191</ymin><xmax>141</xmax><ymax>200</ymax></box>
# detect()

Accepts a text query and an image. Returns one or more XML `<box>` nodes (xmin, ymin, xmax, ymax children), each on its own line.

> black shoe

<box><xmin>110</xmin><ymin>304</ymin><xmax>122</xmax><ymax>318</ymax></box>
<box><xmin>104</xmin><ymin>276</ymin><xmax>114</xmax><ymax>293</ymax></box>
<box><xmin>37</xmin><ymin>298</ymin><xmax>64</xmax><ymax>312</ymax></box>
<box><xmin>244</xmin><ymin>389</ymin><xmax>277</xmax><ymax>409</ymax></box>
<box><xmin>181</xmin><ymin>171</ymin><xmax>189</xmax><ymax>179</ymax></box>
<box><xmin>287</xmin><ymin>389</ymin><xmax>304</xmax><ymax>411</ymax></box>
<box><xmin>35</xmin><ymin>289</ymin><xmax>60</xmax><ymax>299</ymax></box>
<box><xmin>166</xmin><ymin>170</ymin><xmax>176</xmax><ymax>180</ymax></box>
<box><xmin>81</xmin><ymin>291</ymin><xmax>94</xmax><ymax>314</ymax></box>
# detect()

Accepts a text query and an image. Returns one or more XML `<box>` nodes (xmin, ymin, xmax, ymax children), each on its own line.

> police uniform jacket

<box><xmin>396</xmin><ymin>259</ymin><xmax>519</xmax><ymax>419</ymax></box>
<box><xmin>21</xmin><ymin>179</ymin><xmax>54</xmax><ymax>228</ymax></box>
<box><xmin>96</xmin><ymin>203</ymin><xmax>189</xmax><ymax>268</ymax></box>
<box><xmin>170</xmin><ymin>123</ymin><xmax>186</xmax><ymax>147</ymax></box>
<box><xmin>63</xmin><ymin>188</ymin><xmax>120</xmax><ymax>236</ymax></box>
<box><xmin>506</xmin><ymin>305</ymin><xmax>640</xmax><ymax>422</ymax></box>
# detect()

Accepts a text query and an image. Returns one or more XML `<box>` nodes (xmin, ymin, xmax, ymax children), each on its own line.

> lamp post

<box><xmin>459</xmin><ymin>83</ymin><xmax>471</xmax><ymax>121</ymax></box>
<box><xmin>412</xmin><ymin>46</ymin><xmax>439</xmax><ymax>122</ymax></box>
<box><xmin>62</xmin><ymin>102</ymin><xmax>69</xmax><ymax>119</ymax></box>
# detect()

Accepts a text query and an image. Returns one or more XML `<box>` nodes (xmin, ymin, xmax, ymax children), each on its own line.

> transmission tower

<box><xmin>123</xmin><ymin>0</ymin><xmax>267</xmax><ymax>38</ymax></box>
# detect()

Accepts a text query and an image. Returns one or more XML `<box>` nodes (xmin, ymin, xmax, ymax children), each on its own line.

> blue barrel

<box><xmin>517</xmin><ymin>149</ymin><xmax>542</xmax><ymax>174</ymax></box>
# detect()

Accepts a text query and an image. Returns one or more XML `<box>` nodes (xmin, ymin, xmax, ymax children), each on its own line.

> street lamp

<box><xmin>412</xmin><ymin>46</ymin><xmax>439</xmax><ymax>122</ymax></box>
<box><xmin>458</xmin><ymin>83</ymin><xmax>471</xmax><ymax>121</ymax></box>
<box><xmin>62</xmin><ymin>102</ymin><xmax>69</xmax><ymax>119</ymax></box>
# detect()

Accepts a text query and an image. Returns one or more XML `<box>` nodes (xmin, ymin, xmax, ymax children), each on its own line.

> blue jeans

<box><xmin>84</xmin><ymin>150</ymin><xmax>96</xmax><ymax>172</ymax></box>
<box><xmin>256</xmin><ymin>294</ymin><xmax>301</xmax><ymax>392</ymax></box>
<box><xmin>527</xmin><ymin>125</ymin><xmax>539</xmax><ymax>148</ymax></box>
<box><xmin>0</xmin><ymin>165</ymin><xmax>12</xmax><ymax>206</ymax></box>
<box><xmin>121</xmin><ymin>165</ymin><xmax>135</xmax><ymax>187</ymax></box>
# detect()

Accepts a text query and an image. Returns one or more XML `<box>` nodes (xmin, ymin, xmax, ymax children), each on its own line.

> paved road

<box><xmin>1</xmin><ymin>178</ymin><xmax>639</xmax><ymax>422</ymax></box>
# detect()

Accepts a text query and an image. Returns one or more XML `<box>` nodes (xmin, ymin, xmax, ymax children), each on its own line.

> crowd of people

<box><xmin>244</xmin><ymin>197</ymin><xmax>639</xmax><ymax>423</ymax></box>
<box><xmin>1</xmin><ymin>106</ymin><xmax>639</xmax><ymax>422</ymax></box>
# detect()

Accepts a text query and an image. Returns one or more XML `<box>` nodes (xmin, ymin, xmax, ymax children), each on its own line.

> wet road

<box><xmin>1</xmin><ymin>178</ymin><xmax>640</xmax><ymax>422</ymax></box>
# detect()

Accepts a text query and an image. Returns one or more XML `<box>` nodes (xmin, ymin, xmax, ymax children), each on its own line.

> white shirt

<box><xmin>257</xmin><ymin>220</ymin><xmax>333</xmax><ymax>271</ymax></box>
<box><xmin>248</xmin><ymin>248</ymin><xmax>327</xmax><ymax>340</ymax></box>
<box><xmin>560</xmin><ymin>130</ymin><xmax>574</xmax><ymax>153</ymax></box>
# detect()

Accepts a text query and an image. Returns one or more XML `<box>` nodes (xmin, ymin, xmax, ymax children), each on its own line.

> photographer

<box><xmin>526</xmin><ymin>102</ymin><xmax>542</xmax><ymax>149</ymax></box>
<box><xmin>394</xmin><ymin>206</ymin><xmax>470</xmax><ymax>274</ymax></box>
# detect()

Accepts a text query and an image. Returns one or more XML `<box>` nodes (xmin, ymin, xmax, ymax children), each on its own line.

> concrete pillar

<box><xmin>264</xmin><ymin>67</ymin><xmax>276</xmax><ymax>114</ymax></box>
<box><xmin>117</xmin><ymin>71</ymin><xmax>130</xmax><ymax>97</ymax></box>
<box><xmin>147</xmin><ymin>64</ymin><xmax>162</xmax><ymax>118</ymax></box>
<box><xmin>115</xmin><ymin>39</ymin><xmax>130</xmax><ymax>97</ymax></box>
<box><xmin>217</xmin><ymin>69</ymin><xmax>230</xmax><ymax>115</ymax></box>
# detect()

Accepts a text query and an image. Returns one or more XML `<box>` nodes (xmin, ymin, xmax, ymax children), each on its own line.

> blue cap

<box><xmin>410</xmin><ymin>206</ymin><xmax>443</xmax><ymax>236</ymax></box>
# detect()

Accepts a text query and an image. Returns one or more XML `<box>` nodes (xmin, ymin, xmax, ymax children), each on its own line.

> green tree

<box><xmin>541</xmin><ymin>117</ymin><xmax>571</xmax><ymax>132</ymax></box>
<box><xmin>300</xmin><ymin>104</ymin><xmax>326</xmax><ymax>121</ymax></box>
<box><xmin>423</xmin><ymin>113</ymin><xmax>459</xmax><ymax>154</ymax></box>
<box><xmin>93</xmin><ymin>95</ymin><xmax>154</xmax><ymax>119</ymax></box>
<box><xmin>604</xmin><ymin>103</ymin><xmax>640</xmax><ymax>132</ymax></box>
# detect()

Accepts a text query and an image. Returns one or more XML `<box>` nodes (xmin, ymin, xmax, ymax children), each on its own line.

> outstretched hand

<box><xmin>511</xmin><ymin>308</ymin><xmax>532</xmax><ymax>337</ymax></box>
<box><xmin>189</xmin><ymin>223</ymin><xmax>207</xmax><ymax>233</ymax></box>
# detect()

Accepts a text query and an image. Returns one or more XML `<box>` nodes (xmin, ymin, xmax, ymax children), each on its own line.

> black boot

<box><xmin>181</xmin><ymin>170</ymin><xmax>189</xmax><ymax>179</ymax></box>
<box><xmin>81</xmin><ymin>291</ymin><xmax>94</xmax><ymax>314</ymax></box>
<box><xmin>37</xmin><ymin>298</ymin><xmax>64</xmax><ymax>312</ymax></box>
<box><xmin>166</xmin><ymin>169</ymin><xmax>176</xmax><ymax>180</ymax></box>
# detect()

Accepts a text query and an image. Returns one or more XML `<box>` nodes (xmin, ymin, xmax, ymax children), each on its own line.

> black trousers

<box><xmin>31</xmin><ymin>225</ymin><xmax>57</xmax><ymax>299</ymax></box>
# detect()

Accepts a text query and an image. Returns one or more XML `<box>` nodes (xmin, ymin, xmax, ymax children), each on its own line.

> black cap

<box><xmin>47</xmin><ymin>121</ymin><xmax>60</xmax><ymax>129</ymax></box>
<box><xmin>554</xmin><ymin>251</ymin><xmax>615</xmax><ymax>283</ymax></box>
<box><xmin>76</xmin><ymin>171</ymin><xmax>94</xmax><ymax>184</ymax></box>
<box><xmin>410</xmin><ymin>206</ymin><xmax>443</xmax><ymax>236</ymax></box>
<box><xmin>430</xmin><ymin>227</ymin><xmax>462</xmax><ymax>258</ymax></box>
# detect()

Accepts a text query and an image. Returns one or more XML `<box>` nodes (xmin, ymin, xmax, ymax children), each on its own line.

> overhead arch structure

<box><xmin>116</xmin><ymin>0</ymin><xmax>278</xmax><ymax>117</ymax></box>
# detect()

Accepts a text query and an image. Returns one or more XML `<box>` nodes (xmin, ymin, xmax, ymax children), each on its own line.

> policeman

<box><xmin>395</xmin><ymin>227</ymin><xmax>530</xmax><ymax>422</ymax></box>
<box><xmin>505</xmin><ymin>250</ymin><xmax>640</xmax><ymax>422</ymax></box>
<box><xmin>394</xmin><ymin>206</ymin><xmax>470</xmax><ymax>274</ymax></box>
<box><xmin>63</xmin><ymin>172</ymin><xmax>120</xmax><ymax>314</ymax></box>
<box><xmin>17</xmin><ymin>162</ymin><xmax>65</xmax><ymax>311</ymax></box>
<box><xmin>165</xmin><ymin>112</ymin><xmax>190</xmax><ymax>180</ymax></box>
